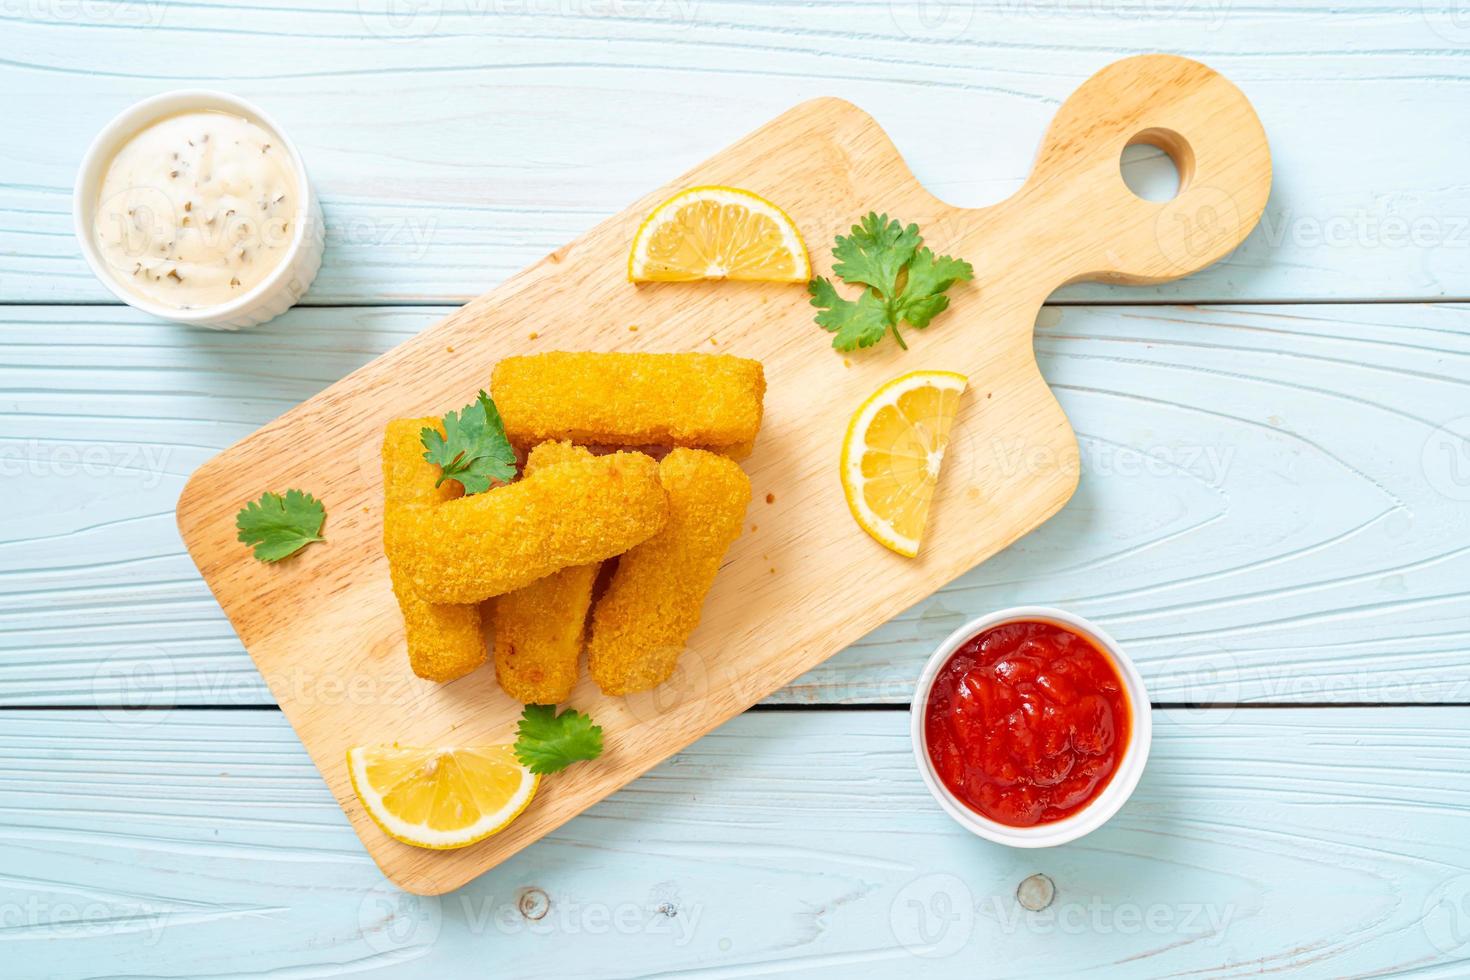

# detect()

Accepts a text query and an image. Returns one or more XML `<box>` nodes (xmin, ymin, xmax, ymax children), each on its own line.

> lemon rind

<box><xmin>840</xmin><ymin>370</ymin><xmax>969</xmax><ymax>558</ymax></box>
<box><xmin>347</xmin><ymin>745</ymin><xmax>539</xmax><ymax>850</ymax></box>
<box><xmin>628</xmin><ymin>185</ymin><xmax>810</xmax><ymax>283</ymax></box>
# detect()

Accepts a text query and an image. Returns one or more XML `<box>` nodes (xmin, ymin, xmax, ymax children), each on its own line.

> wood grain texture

<box><xmin>5</xmin><ymin>2</ymin><xmax>1470</xmax><ymax>305</ymax></box>
<box><xmin>4</xmin><ymin>4</ymin><xmax>1467</xmax><ymax>976</ymax></box>
<box><xmin>171</xmin><ymin>56</ymin><xmax>1269</xmax><ymax>892</ymax></box>
<box><xmin>5</xmin><ymin>300</ymin><xmax>1468</xmax><ymax>708</ymax></box>
<box><xmin>1</xmin><ymin>707</ymin><xmax>1467</xmax><ymax>978</ymax></box>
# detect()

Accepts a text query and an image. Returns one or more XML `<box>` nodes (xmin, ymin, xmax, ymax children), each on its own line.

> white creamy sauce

<box><xmin>92</xmin><ymin>110</ymin><xmax>296</xmax><ymax>309</ymax></box>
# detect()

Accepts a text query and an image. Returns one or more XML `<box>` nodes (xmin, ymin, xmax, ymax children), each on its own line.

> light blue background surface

<box><xmin>2</xmin><ymin>2</ymin><xmax>1470</xmax><ymax>976</ymax></box>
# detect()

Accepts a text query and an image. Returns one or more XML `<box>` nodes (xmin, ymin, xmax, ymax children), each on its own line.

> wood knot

<box><xmin>1016</xmin><ymin>873</ymin><xmax>1055</xmax><ymax>912</ymax></box>
<box><xmin>518</xmin><ymin>887</ymin><xmax>549</xmax><ymax>920</ymax></box>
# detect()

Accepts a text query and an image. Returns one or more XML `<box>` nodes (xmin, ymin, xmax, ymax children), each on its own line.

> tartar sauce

<box><xmin>92</xmin><ymin>111</ymin><xmax>296</xmax><ymax>309</ymax></box>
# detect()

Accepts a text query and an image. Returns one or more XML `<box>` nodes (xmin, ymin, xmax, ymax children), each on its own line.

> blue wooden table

<box><xmin>4</xmin><ymin>3</ymin><xmax>1470</xmax><ymax>977</ymax></box>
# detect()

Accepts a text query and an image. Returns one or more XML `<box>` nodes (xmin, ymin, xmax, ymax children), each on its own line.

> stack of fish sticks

<box><xmin>381</xmin><ymin>352</ymin><xmax>763</xmax><ymax>703</ymax></box>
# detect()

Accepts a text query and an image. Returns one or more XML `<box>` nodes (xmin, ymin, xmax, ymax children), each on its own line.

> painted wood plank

<box><xmin>0</xmin><ymin>706</ymin><xmax>1466</xmax><ymax>977</ymax></box>
<box><xmin>4</xmin><ymin>303</ymin><xmax>1467</xmax><ymax>707</ymax></box>
<box><xmin>6</xmin><ymin>2</ymin><xmax>1470</xmax><ymax>304</ymax></box>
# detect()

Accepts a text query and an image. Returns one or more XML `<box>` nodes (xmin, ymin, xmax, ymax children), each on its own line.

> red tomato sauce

<box><xmin>923</xmin><ymin>620</ymin><xmax>1131</xmax><ymax>827</ymax></box>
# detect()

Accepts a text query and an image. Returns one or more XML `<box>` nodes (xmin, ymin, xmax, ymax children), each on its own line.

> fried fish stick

<box><xmin>491</xmin><ymin>352</ymin><xmax>765</xmax><ymax>451</ymax></box>
<box><xmin>382</xmin><ymin>418</ymin><xmax>485</xmax><ymax>683</ymax></box>
<box><xmin>396</xmin><ymin>451</ymin><xmax>667</xmax><ymax>604</ymax></box>
<box><xmin>587</xmin><ymin>448</ymin><xmax>751</xmax><ymax>696</ymax></box>
<box><xmin>492</xmin><ymin>441</ymin><xmax>600</xmax><ymax>704</ymax></box>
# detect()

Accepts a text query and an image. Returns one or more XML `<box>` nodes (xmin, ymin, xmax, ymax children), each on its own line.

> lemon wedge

<box><xmin>628</xmin><ymin>185</ymin><xmax>810</xmax><ymax>283</ymax></box>
<box><xmin>347</xmin><ymin>744</ymin><xmax>538</xmax><ymax>850</ymax></box>
<box><xmin>840</xmin><ymin>370</ymin><xmax>968</xmax><ymax>557</ymax></box>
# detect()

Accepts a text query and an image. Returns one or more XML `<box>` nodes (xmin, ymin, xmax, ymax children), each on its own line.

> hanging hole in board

<box><xmin>1119</xmin><ymin>128</ymin><xmax>1194</xmax><ymax>203</ymax></box>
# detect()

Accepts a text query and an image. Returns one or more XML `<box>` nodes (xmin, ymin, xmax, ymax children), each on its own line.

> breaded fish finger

<box><xmin>492</xmin><ymin>441</ymin><xmax>600</xmax><ymax>704</ymax></box>
<box><xmin>587</xmin><ymin>448</ymin><xmax>751</xmax><ymax>696</ymax></box>
<box><xmin>492</xmin><ymin>352</ymin><xmax>765</xmax><ymax>451</ymax></box>
<box><xmin>382</xmin><ymin>418</ymin><xmax>485</xmax><ymax>683</ymax></box>
<box><xmin>397</xmin><ymin>451</ymin><xmax>667</xmax><ymax>604</ymax></box>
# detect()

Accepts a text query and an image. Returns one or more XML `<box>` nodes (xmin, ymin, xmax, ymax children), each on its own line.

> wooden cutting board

<box><xmin>177</xmin><ymin>54</ymin><xmax>1270</xmax><ymax>895</ymax></box>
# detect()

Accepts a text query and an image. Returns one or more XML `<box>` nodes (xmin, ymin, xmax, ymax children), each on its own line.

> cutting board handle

<box><xmin>980</xmin><ymin>54</ymin><xmax>1272</xmax><ymax>292</ymax></box>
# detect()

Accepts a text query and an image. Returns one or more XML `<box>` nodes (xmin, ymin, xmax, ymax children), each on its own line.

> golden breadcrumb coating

<box><xmin>492</xmin><ymin>441</ymin><xmax>600</xmax><ymax>704</ymax></box>
<box><xmin>381</xmin><ymin>418</ymin><xmax>485</xmax><ymax>683</ymax></box>
<box><xmin>719</xmin><ymin>439</ymin><xmax>756</xmax><ymax>462</ymax></box>
<box><xmin>491</xmin><ymin>352</ymin><xmax>765</xmax><ymax>451</ymax></box>
<box><xmin>587</xmin><ymin>448</ymin><xmax>751</xmax><ymax>696</ymax></box>
<box><xmin>395</xmin><ymin>450</ymin><xmax>667</xmax><ymax>604</ymax></box>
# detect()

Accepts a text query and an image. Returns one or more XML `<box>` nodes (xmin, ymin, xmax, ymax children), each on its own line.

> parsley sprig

<box><xmin>514</xmin><ymin>705</ymin><xmax>604</xmax><ymax>775</ymax></box>
<box><xmin>420</xmin><ymin>390</ymin><xmax>517</xmax><ymax>495</ymax></box>
<box><xmin>235</xmin><ymin>489</ymin><xmax>326</xmax><ymax>562</ymax></box>
<box><xmin>808</xmin><ymin>212</ymin><xmax>974</xmax><ymax>352</ymax></box>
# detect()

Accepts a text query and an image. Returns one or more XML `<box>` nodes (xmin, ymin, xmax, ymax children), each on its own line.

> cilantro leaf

<box><xmin>235</xmin><ymin>489</ymin><xmax>325</xmax><ymax>562</ymax></box>
<box><xmin>514</xmin><ymin>705</ymin><xmax>604</xmax><ymax>776</ymax></box>
<box><xmin>830</xmin><ymin>213</ymin><xmax>921</xmax><ymax>297</ymax></box>
<box><xmin>421</xmin><ymin>390</ymin><xmax>517</xmax><ymax>495</ymax></box>
<box><xmin>808</xmin><ymin>212</ymin><xmax>973</xmax><ymax>352</ymax></box>
<box><xmin>895</xmin><ymin>247</ymin><xmax>974</xmax><ymax>329</ymax></box>
<box><xmin>809</xmin><ymin>276</ymin><xmax>891</xmax><ymax>351</ymax></box>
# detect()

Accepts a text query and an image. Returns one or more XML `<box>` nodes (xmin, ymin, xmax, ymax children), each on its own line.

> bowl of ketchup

<box><xmin>912</xmin><ymin>606</ymin><xmax>1150</xmax><ymax>847</ymax></box>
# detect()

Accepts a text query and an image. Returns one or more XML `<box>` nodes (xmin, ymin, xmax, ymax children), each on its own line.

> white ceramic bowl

<box><xmin>911</xmin><ymin>605</ymin><xmax>1151</xmax><ymax>847</ymax></box>
<box><xmin>73</xmin><ymin>90</ymin><xmax>324</xmax><ymax>330</ymax></box>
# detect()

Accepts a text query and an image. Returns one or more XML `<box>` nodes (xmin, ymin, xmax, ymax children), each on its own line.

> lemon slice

<box><xmin>347</xmin><ymin>744</ymin><xmax>538</xmax><ymax>850</ymax></box>
<box><xmin>840</xmin><ymin>370</ymin><xmax>968</xmax><ymax>558</ymax></box>
<box><xmin>629</xmin><ymin>185</ymin><xmax>810</xmax><ymax>283</ymax></box>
